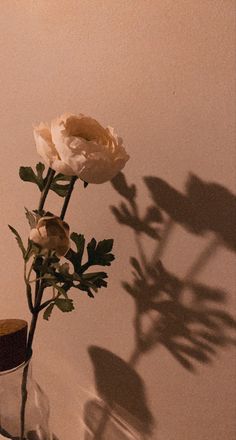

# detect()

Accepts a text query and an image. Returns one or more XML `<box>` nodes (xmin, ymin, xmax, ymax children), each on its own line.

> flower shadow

<box><xmin>144</xmin><ymin>174</ymin><xmax>236</xmax><ymax>251</ymax></box>
<box><xmin>111</xmin><ymin>172</ymin><xmax>236</xmax><ymax>370</ymax></box>
<box><xmin>83</xmin><ymin>171</ymin><xmax>236</xmax><ymax>438</ymax></box>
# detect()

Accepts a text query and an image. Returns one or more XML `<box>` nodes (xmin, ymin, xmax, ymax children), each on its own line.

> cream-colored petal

<box><xmin>33</xmin><ymin>122</ymin><xmax>59</xmax><ymax>166</ymax></box>
<box><xmin>80</xmin><ymin>154</ymin><xmax>129</xmax><ymax>184</ymax></box>
<box><xmin>29</xmin><ymin>228</ymin><xmax>41</xmax><ymax>243</ymax></box>
<box><xmin>44</xmin><ymin>113</ymin><xmax>129</xmax><ymax>183</ymax></box>
<box><xmin>64</xmin><ymin>114</ymin><xmax>108</xmax><ymax>142</ymax></box>
<box><xmin>51</xmin><ymin>158</ymin><xmax>75</xmax><ymax>176</ymax></box>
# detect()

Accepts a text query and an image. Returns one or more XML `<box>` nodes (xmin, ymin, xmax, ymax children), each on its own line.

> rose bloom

<box><xmin>33</xmin><ymin>113</ymin><xmax>129</xmax><ymax>184</ymax></box>
<box><xmin>29</xmin><ymin>216</ymin><xmax>70</xmax><ymax>257</ymax></box>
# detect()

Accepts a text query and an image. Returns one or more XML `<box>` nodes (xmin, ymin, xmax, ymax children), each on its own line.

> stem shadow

<box><xmin>83</xmin><ymin>171</ymin><xmax>236</xmax><ymax>439</ymax></box>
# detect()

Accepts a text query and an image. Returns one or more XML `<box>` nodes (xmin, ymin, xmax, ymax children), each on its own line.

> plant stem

<box><xmin>37</xmin><ymin>298</ymin><xmax>54</xmax><ymax>312</ymax></box>
<box><xmin>20</xmin><ymin>168</ymin><xmax>55</xmax><ymax>439</ymax></box>
<box><xmin>60</xmin><ymin>176</ymin><xmax>77</xmax><ymax>220</ymax></box>
<box><xmin>38</xmin><ymin>167</ymin><xmax>55</xmax><ymax>213</ymax></box>
<box><xmin>26</xmin><ymin>285</ymin><xmax>34</xmax><ymax>314</ymax></box>
<box><xmin>20</xmin><ymin>282</ymin><xmax>45</xmax><ymax>440</ymax></box>
<box><xmin>20</xmin><ymin>172</ymin><xmax>77</xmax><ymax>438</ymax></box>
<box><xmin>26</xmin><ymin>287</ymin><xmax>44</xmax><ymax>355</ymax></box>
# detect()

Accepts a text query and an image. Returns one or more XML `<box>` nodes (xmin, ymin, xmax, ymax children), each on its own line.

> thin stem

<box><xmin>26</xmin><ymin>285</ymin><xmax>34</xmax><ymax>314</ymax></box>
<box><xmin>20</xmin><ymin>285</ymin><xmax>44</xmax><ymax>440</ymax></box>
<box><xmin>20</xmin><ymin>362</ymin><xmax>29</xmax><ymax>439</ymax></box>
<box><xmin>60</xmin><ymin>176</ymin><xmax>78</xmax><ymax>220</ymax></box>
<box><xmin>34</xmin><ymin>275</ymin><xmax>40</xmax><ymax>306</ymax></box>
<box><xmin>28</xmin><ymin>277</ymin><xmax>43</xmax><ymax>284</ymax></box>
<box><xmin>38</xmin><ymin>167</ymin><xmax>55</xmax><ymax>213</ymax></box>
<box><xmin>36</xmin><ymin>298</ymin><xmax>54</xmax><ymax>312</ymax></box>
<box><xmin>26</xmin><ymin>284</ymin><xmax>45</xmax><ymax>355</ymax></box>
<box><xmin>80</xmin><ymin>260</ymin><xmax>91</xmax><ymax>273</ymax></box>
<box><xmin>20</xmin><ymin>170</ymin><xmax>55</xmax><ymax>439</ymax></box>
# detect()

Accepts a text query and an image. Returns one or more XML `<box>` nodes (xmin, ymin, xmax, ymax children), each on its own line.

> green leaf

<box><xmin>50</xmin><ymin>173</ymin><xmax>71</xmax><ymax>197</ymax></box>
<box><xmin>82</xmin><ymin>271</ymin><xmax>107</xmax><ymax>280</ymax></box>
<box><xmin>87</xmin><ymin>290</ymin><xmax>95</xmax><ymax>297</ymax></box>
<box><xmin>50</xmin><ymin>182</ymin><xmax>70</xmax><ymax>197</ymax></box>
<box><xmin>53</xmin><ymin>173</ymin><xmax>71</xmax><ymax>182</ymax></box>
<box><xmin>43</xmin><ymin>303</ymin><xmax>54</xmax><ymax>321</ymax></box>
<box><xmin>19</xmin><ymin>166</ymin><xmax>43</xmax><ymax>190</ymax></box>
<box><xmin>53</xmin><ymin>284</ymin><xmax>68</xmax><ymax>297</ymax></box>
<box><xmin>96</xmin><ymin>239</ymin><xmax>114</xmax><ymax>254</ymax></box>
<box><xmin>65</xmin><ymin>248</ymin><xmax>82</xmax><ymax>273</ymax></box>
<box><xmin>76</xmin><ymin>284</ymin><xmax>95</xmax><ymax>298</ymax></box>
<box><xmin>25</xmin><ymin>207</ymin><xmax>37</xmax><ymax>228</ymax></box>
<box><xmin>82</xmin><ymin>271</ymin><xmax>108</xmax><ymax>288</ymax></box>
<box><xmin>70</xmin><ymin>233</ymin><xmax>85</xmax><ymax>265</ymax></box>
<box><xmin>43</xmin><ymin>273</ymin><xmax>58</xmax><ymax>283</ymax></box>
<box><xmin>87</xmin><ymin>238</ymin><xmax>115</xmax><ymax>266</ymax></box>
<box><xmin>87</xmin><ymin>238</ymin><xmax>97</xmax><ymax>260</ymax></box>
<box><xmin>25</xmin><ymin>241</ymin><xmax>41</xmax><ymax>263</ymax></box>
<box><xmin>75</xmin><ymin>272</ymin><xmax>108</xmax><ymax>298</ymax></box>
<box><xmin>8</xmin><ymin>225</ymin><xmax>26</xmax><ymax>258</ymax></box>
<box><xmin>55</xmin><ymin>298</ymin><xmax>74</xmax><ymax>312</ymax></box>
<box><xmin>36</xmin><ymin>162</ymin><xmax>45</xmax><ymax>180</ymax></box>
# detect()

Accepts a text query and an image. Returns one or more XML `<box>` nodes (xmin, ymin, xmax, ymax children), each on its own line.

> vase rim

<box><xmin>0</xmin><ymin>352</ymin><xmax>32</xmax><ymax>377</ymax></box>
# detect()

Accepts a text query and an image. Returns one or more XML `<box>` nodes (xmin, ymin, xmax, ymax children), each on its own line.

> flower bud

<box><xmin>29</xmin><ymin>216</ymin><xmax>70</xmax><ymax>257</ymax></box>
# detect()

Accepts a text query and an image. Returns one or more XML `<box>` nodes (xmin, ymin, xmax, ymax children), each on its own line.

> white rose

<box><xmin>29</xmin><ymin>216</ymin><xmax>70</xmax><ymax>257</ymax></box>
<box><xmin>33</xmin><ymin>113</ymin><xmax>129</xmax><ymax>184</ymax></box>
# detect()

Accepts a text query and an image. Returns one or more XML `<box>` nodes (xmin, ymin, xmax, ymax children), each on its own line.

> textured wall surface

<box><xmin>0</xmin><ymin>1</ymin><xmax>235</xmax><ymax>439</ymax></box>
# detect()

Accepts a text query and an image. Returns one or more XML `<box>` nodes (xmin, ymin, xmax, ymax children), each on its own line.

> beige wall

<box><xmin>0</xmin><ymin>1</ymin><xmax>235</xmax><ymax>439</ymax></box>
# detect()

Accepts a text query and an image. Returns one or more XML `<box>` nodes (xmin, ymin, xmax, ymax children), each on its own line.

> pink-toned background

<box><xmin>0</xmin><ymin>1</ymin><xmax>235</xmax><ymax>439</ymax></box>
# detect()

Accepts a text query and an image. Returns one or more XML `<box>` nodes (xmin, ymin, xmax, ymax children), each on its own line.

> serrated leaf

<box><xmin>65</xmin><ymin>248</ymin><xmax>82</xmax><ymax>273</ymax></box>
<box><xmin>87</xmin><ymin>238</ymin><xmax>97</xmax><ymax>260</ymax></box>
<box><xmin>87</xmin><ymin>238</ymin><xmax>114</xmax><ymax>266</ymax></box>
<box><xmin>55</xmin><ymin>298</ymin><xmax>74</xmax><ymax>312</ymax></box>
<box><xmin>87</xmin><ymin>290</ymin><xmax>94</xmax><ymax>298</ymax></box>
<box><xmin>96</xmin><ymin>239</ymin><xmax>113</xmax><ymax>254</ymax></box>
<box><xmin>19</xmin><ymin>166</ymin><xmax>43</xmax><ymax>190</ymax></box>
<box><xmin>75</xmin><ymin>282</ymin><xmax>95</xmax><ymax>298</ymax></box>
<box><xmin>8</xmin><ymin>225</ymin><xmax>26</xmax><ymax>258</ymax></box>
<box><xmin>82</xmin><ymin>271</ymin><xmax>108</xmax><ymax>280</ymax></box>
<box><xmin>82</xmin><ymin>272</ymin><xmax>108</xmax><ymax>288</ymax></box>
<box><xmin>43</xmin><ymin>303</ymin><xmax>54</xmax><ymax>321</ymax></box>
<box><xmin>70</xmin><ymin>233</ymin><xmax>85</xmax><ymax>265</ymax></box>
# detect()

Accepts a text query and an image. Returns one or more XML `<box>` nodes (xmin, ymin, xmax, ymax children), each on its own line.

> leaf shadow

<box><xmin>84</xmin><ymin>171</ymin><xmax>236</xmax><ymax>439</ymax></box>
<box><xmin>144</xmin><ymin>174</ymin><xmax>236</xmax><ymax>251</ymax></box>
<box><xmin>111</xmin><ymin>172</ymin><xmax>236</xmax><ymax>371</ymax></box>
<box><xmin>84</xmin><ymin>346</ymin><xmax>154</xmax><ymax>439</ymax></box>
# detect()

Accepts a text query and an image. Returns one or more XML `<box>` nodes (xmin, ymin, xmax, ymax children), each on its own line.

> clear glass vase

<box><xmin>0</xmin><ymin>358</ymin><xmax>52</xmax><ymax>440</ymax></box>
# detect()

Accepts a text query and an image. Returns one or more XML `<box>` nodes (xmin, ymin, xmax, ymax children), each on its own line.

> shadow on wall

<box><xmin>84</xmin><ymin>172</ymin><xmax>236</xmax><ymax>439</ymax></box>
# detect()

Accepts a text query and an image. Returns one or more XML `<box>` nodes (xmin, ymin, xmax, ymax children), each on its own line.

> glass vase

<box><xmin>0</xmin><ymin>357</ymin><xmax>52</xmax><ymax>440</ymax></box>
